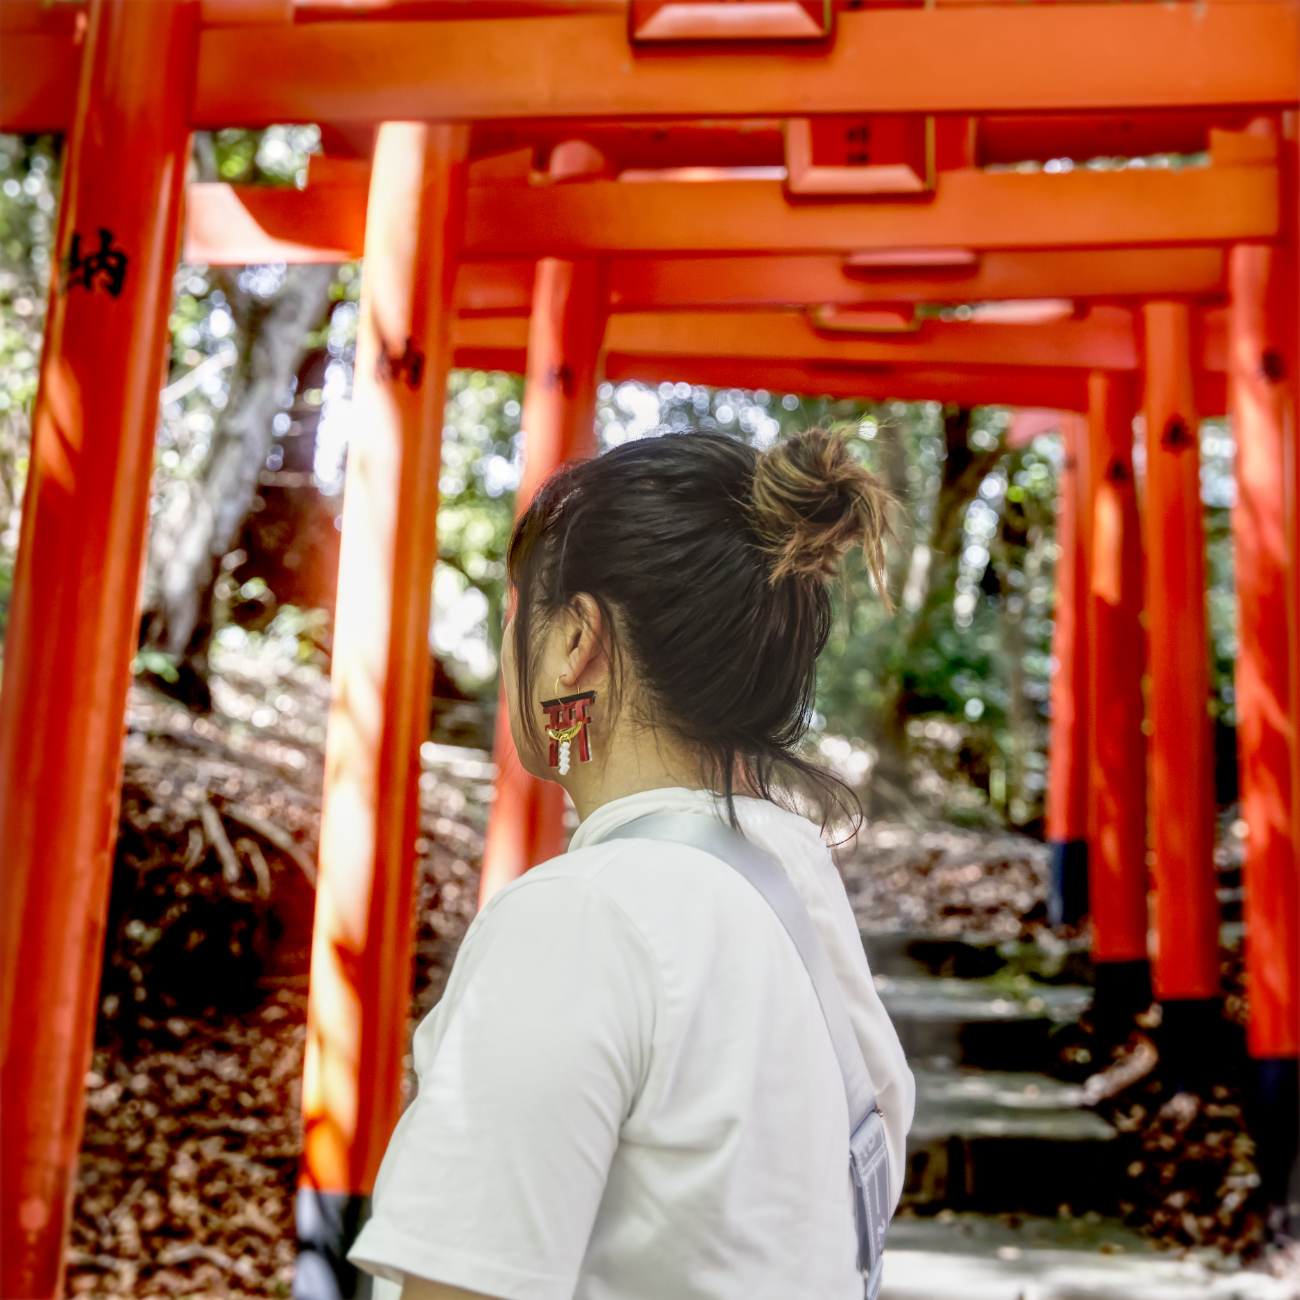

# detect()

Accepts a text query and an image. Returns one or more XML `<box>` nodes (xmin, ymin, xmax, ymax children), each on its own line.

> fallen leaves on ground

<box><xmin>66</xmin><ymin>676</ymin><xmax>486</xmax><ymax>1298</ymax></box>
<box><xmin>838</xmin><ymin>820</ymin><xmax>1053</xmax><ymax>941</ymax></box>
<box><xmin>1107</xmin><ymin>1077</ymin><xmax>1266</xmax><ymax>1259</ymax></box>
<box><xmin>69</xmin><ymin>998</ymin><xmax>306</xmax><ymax>1298</ymax></box>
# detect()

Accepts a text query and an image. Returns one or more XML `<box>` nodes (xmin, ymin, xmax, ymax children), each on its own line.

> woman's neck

<box><xmin>562</xmin><ymin>725</ymin><xmax>710</xmax><ymax>822</ymax></box>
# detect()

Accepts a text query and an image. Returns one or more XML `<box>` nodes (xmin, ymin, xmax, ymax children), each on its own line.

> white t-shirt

<box><xmin>351</xmin><ymin>788</ymin><xmax>914</xmax><ymax>1300</ymax></box>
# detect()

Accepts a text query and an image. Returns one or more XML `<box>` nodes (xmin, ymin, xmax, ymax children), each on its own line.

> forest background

<box><xmin>0</xmin><ymin>126</ymin><xmax>1242</xmax><ymax>831</ymax></box>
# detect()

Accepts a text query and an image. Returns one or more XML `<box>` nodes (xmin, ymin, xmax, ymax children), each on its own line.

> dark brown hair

<box><xmin>506</xmin><ymin>428</ymin><xmax>893</xmax><ymax>827</ymax></box>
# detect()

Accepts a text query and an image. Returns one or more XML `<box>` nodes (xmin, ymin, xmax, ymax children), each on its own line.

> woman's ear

<box><xmin>559</xmin><ymin>594</ymin><xmax>609</xmax><ymax>692</ymax></box>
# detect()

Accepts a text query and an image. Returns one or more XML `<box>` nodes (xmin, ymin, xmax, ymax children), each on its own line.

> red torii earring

<box><xmin>541</xmin><ymin>680</ymin><xmax>596</xmax><ymax>775</ymax></box>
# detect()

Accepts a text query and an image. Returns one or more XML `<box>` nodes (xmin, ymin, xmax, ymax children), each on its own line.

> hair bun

<box><xmin>748</xmin><ymin>427</ymin><xmax>893</xmax><ymax>598</ymax></box>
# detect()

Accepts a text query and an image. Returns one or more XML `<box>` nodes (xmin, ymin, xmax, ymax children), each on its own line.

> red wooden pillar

<box><xmin>0</xmin><ymin>4</ymin><xmax>198</xmax><ymax>1295</ymax></box>
<box><xmin>1085</xmin><ymin>371</ymin><xmax>1152</xmax><ymax>1019</ymax></box>
<box><xmin>479</xmin><ymin>257</ymin><xmax>609</xmax><ymax>905</ymax></box>
<box><xmin>1045</xmin><ymin>414</ymin><xmax>1091</xmax><ymax>926</ymax></box>
<box><xmin>1291</xmin><ymin>126</ymin><xmax>1300</xmax><ymax>1069</ymax></box>
<box><xmin>1142</xmin><ymin>302</ymin><xmax>1221</xmax><ymax>1025</ymax></box>
<box><xmin>1229</xmin><ymin>240</ymin><xmax>1298</xmax><ymax>1063</ymax></box>
<box><xmin>297</xmin><ymin>122</ymin><xmax>468</xmax><ymax>1297</ymax></box>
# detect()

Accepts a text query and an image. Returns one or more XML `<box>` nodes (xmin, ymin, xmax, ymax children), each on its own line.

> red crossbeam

<box><xmin>462</xmin><ymin>166</ymin><xmax>1277</xmax><ymax>257</ymax></box>
<box><xmin>7</xmin><ymin>5</ymin><xmax>1298</xmax><ymax>132</ymax></box>
<box><xmin>182</xmin><ymin>161</ymin><xmax>1277</xmax><ymax>264</ymax></box>
<box><xmin>452</xmin><ymin>307</ymin><xmax>1172</xmax><ymax>374</ymax></box>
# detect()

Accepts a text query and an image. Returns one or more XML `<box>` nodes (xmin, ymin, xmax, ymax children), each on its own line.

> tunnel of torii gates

<box><xmin>1</xmin><ymin>0</ymin><xmax>1300</xmax><ymax>1293</ymax></box>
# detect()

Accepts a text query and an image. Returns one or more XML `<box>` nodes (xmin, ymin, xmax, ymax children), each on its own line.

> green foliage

<box><xmin>213</xmin><ymin>604</ymin><xmax>332</xmax><ymax>672</ymax></box>
<box><xmin>435</xmin><ymin>377</ymin><xmax>1059</xmax><ymax>823</ymax></box>
<box><xmin>0</xmin><ymin>127</ymin><xmax>347</xmax><ymax>676</ymax></box>
<box><xmin>1200</xmin><ymin>418</ymin><xmax>1238</xmax><ymax>728</ymax></box>
<box><xmin>157</xmin><ymin>267</ymin><xmax>237</xmax><ymax>489</ymax></box>
<box><xmin>0</xmin><ymin>135</ymin><xmax>59</xmax><ymax>667</ymax></box>
<box><xmin>156</xmin><ymin>257</ymin><xmax>357</xmax><ymax>498</ymax></box>
<box><xmin>815</xmin><ymin>407</ymin><xmax>1059</xmax><ymax>825</ymax></box>
<box><xmin>196</xmin><ymin>125</ymin><xmax>322</xmax><ymax>187</ymax></box>
<box><xmin>432</xmin><ymin>371</ymin><xmax>525</xmax><ymax>690</ymax></box>
<box><xmin>131</xmin><ymin>648</ymin><xmax>181</xmax><ymax>684</ymax></box>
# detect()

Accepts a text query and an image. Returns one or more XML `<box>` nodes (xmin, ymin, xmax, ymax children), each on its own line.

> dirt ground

<box><xmin>68</xmin><ymin>661</ymin><xmax>486</xmax><ymax>1298</ymax></box>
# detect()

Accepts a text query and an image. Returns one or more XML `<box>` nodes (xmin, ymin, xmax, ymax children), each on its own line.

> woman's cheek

<box><xmin>500</xmin><ymin>624</ymin><xmax>539</xmax><ymax>774</ymax></box>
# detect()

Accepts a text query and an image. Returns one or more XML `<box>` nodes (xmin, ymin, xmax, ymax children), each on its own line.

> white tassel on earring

<box><xmin>547</xmin><ymin>724</ymin><xmax>582</xmax><ymax>774</ymax></box>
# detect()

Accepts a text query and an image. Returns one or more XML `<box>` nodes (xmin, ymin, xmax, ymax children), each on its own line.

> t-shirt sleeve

<box><xmin>349</xmin><ymin>875</ymin><xmax>658</xmax><ymax>1300</ymax></box>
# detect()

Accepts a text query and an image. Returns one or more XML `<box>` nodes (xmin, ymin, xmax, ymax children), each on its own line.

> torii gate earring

<box><xmin>541</xmin><ymin>679</ymin><xmax>596</xmax><ymax>776</ymax></box>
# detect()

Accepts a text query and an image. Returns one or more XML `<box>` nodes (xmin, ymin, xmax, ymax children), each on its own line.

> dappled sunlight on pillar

<box><xmin>1084</xmin><ymin>371</ymin><xmax>1149</xmax><ymax>973</ymax></box>
<box><xmin>302</xmin><ymin>122</ymin><xmax>469</xmax><ymax>1221</ymax></box>
<box><xmin>0</xmin><ymin>4</ymin><xmax>199</xmax><ymax>1295</ymax></box>
<box><xmin>1229</xmin><ymin>238</ymin><xmax>1298</xmax><ymax>1059</ymax></box>
<box><xmin>1142</xmin><ymin>301</ymin><xmax>1220</xmax><ymax>1004</ymax></box>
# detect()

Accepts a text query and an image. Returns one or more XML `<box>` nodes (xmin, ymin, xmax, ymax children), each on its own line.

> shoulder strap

<box><xmin>604</xmin><ymin>811</ymin><xmax>877</xmax><ymax>1130</ymax></box>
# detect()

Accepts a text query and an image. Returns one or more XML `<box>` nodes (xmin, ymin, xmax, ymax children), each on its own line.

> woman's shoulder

<box><xmin>732</xmin><ymin>795</ymin><xmax>841</xmax><ymax>873</ymax></box>
<box><xmin>449</xmin><ymin>844</ymin><xmax>670</xmax><ymax>990</ymax></box>
<box><xmin>504</xmin><ymin>835</ymin><xmax>745</xmax><ymax>912</ymax></box>
<box><xmin>483</xmin><ymin>833</ymin><xmax>773</xmax><ymax>968</ymax></box>
<box><xmin>733</xmin><ymin>794</ymin><xmax>832</xmax><ymax>842</ymax></box>
<box><xmin>475</xmin><ymin>837</ymin><xmax>699</xmax><ymax>931</ymax></box>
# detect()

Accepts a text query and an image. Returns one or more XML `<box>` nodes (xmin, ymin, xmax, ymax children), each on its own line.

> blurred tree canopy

<box><xmin>140</xmin><ymin>260</ymin><xmax>338</xmax><ymax>704</ymax></box>
<box><xmin>0</xmin><ymin>134</ymin><xmax>58</xmax><ymax>655</ymax></box>
<box><xmin>0</xmin><ymin>127</ymin><xmax>1241</xmax><ymax>832</ymax></box>
<box><xmin>424</xmin><ymin>372</ymin><xmax>1064</xmax><ymax>825</ymax></box>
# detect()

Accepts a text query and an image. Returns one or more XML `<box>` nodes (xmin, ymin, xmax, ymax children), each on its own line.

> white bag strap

<box><xmin>604</xmin><ymin>811</ymin><xmax>878</xmax><ymax>1130</ymax></box>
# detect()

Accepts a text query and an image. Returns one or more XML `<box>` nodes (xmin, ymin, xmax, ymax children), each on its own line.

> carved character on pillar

<box><xmin>1160</xmin><ymin>414</ymin><xmax>1194</xmax><ymax>452</ymax></box>
<box><xmin>377</xmin><ymin>337</ymin><xmax>425</xmax><ymax>389</ymax></box>
<box><xmin>1261</xmin><ymin>348</ymin><xmax>1286</xmax><ymax>383</ymax></box>
<box><xmin>548</xmin><ymin>362</ymin><xmax>575</xmax><ymax>398</ymax></box>
<box><xmin>60</xmin><ymin>229</ymin><xmax>129</xmax><ymax>297</ymax></box>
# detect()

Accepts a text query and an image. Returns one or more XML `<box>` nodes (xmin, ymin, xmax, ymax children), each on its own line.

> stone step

<box><xmin>882</xmin><ymin>1215</ymin><xmax>1293</xmax><ymax>1299</ymax></box>
<box><xmin>887</xmin><ymin>1210</ymin><xmax>1153</xmax><ymax>1256</ymax></box>
<box><xmin>870</xmin><ymin>931</ymin><xmax>1145</xmax><ymax>1219</ymax></box>
<box><xmin>909</xmin><ymin>1067</ymin><xmax>1115</xmax><ymax>1143</ymax></box>
<box><xmin>866</xmin><ymin>932</ymin><xmax>1006</xmax><ymax>980</ymax></box>
<box><xmin>877</xmin><ymin>976</ymin><xmax>1092</xmax><ymax>1025</ymax></box>
<box><xmin>903</xmin><ymin>1066</ymin><xmax>1124</xmax><ymax>1215</ymax></box>
<box><xmin>875</xmin><ymin>972</ymin><xmax>1092</xmax><ymax>1071</ymax></box>
<box><xmin>902</xmin><ymin>1141</ymin><xmax>1128</xmax><ymax>1217</ymax></box>
<box><xmin>864</xmin><ymin>930</ymin><xmax>1094</xmax><ymax>985</ymax></box>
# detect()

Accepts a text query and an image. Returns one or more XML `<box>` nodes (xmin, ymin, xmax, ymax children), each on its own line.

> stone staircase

<box><xmin>868</xmin><ymin>931</ymin><xmax>1297</xmax><ymax>1300</ymax></box>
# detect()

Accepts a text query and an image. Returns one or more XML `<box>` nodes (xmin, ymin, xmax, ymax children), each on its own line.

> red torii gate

<box><xmin>0</xmin><ymin>2</ymin><xmax>1297</xmax><ymax>1295</ymax></box>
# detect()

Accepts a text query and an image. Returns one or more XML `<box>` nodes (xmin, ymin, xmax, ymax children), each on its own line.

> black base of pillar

<box><xmin>1247</xmin><ymin>1058</ymin><xmax>1300</xmax><ymax>1236</ymax></box>
<box><xmin>1091</xmin><ymin>959</ymin><xmax>1152</xmax><ymax>1040</ymax></box>
<box><xmin>1155</xmin><ymin>998</ymin><xmax>1227</xmax><ymax>1095</ymax></box>
<box><xmin>1047</xmin><ymin>839</ymin><xmax>1089</xmax><ymax>928</ymax></box>
<box><xmin>295</xmin><ymin>1189</ymin><xmax>373</xmax><ymax>1300</ymax></box>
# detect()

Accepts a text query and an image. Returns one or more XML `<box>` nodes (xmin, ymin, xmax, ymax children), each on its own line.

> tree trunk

<box><xmin>868</xmin><ymin>409</ymin><xmax>1003</xmax><ymax>814</ymax></box>
<box><xmin>142</xmin><ymin>264</ymin><xmax>336</xmax><ymax>686</ymax></box>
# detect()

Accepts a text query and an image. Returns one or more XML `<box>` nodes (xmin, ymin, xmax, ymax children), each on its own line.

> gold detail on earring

<box><xmin>540</xmin><ymin>682</ymin><xmax>596</xmax><ymax>776</ymax></box>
